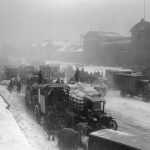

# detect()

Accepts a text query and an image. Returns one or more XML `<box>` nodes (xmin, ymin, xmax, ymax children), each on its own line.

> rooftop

<box><xmin>84</xmin><ymin>31</ymin><xmax>124</xmax><ymax>39</ymax></box>
<box><xmin>90</xmin><ymin>129</ymin><xmax>150</xmax><ymax>150</ymax></box>
<box><xmin>130</xmin><ymin>19</ymin><xmax>150</xmax><ymax>33</ymax></box>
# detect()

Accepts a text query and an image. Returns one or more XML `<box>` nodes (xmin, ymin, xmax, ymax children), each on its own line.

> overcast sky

<box><xmin>0</xmin><ymin>0</ymin><xmax>149</xmax><ymax>44</ymax></box>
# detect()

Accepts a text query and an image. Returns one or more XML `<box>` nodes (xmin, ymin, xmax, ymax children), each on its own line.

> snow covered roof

<box><xmin>84</xmin><ymin>31</ymin><xmax>124</xmax><ymax>39</ymax></box>
<box><xmin>57</xmin><ymin>44</ymin><xmax>83</xmax><ymax>52</ymax></box>
<box><xmin>90</xmin><ymin>129</ymin><xmax>150</xmax><ymax>150</ymax></box>
<box><xmin>52</xmin><ymin>40</ymin><xmax>69</xmax><ymax>47</ymax></box>
<box><xmin>41</xmin><ymin>41</ymin><xmax>49</xmax><ymax>47</ymax></box>
<box><xmin>0</xmin><ymin>105</ymin><xmax>35</xmax><ymax>150</ymax></box>
<box><xmin>41</xmin><ymin>39</ymin><xmax>69</xmax><ymax>47</ymax></box>
<box><xmin>32</xmin><ymin>39</ymin><xmax>83</xmax><ymax>52</ymax></box>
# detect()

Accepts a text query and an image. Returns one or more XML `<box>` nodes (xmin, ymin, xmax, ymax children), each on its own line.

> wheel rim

<box><xmin>109</xmin><ymin>120</ymin><xmax>118</xmax><ymax>130</ymax></box>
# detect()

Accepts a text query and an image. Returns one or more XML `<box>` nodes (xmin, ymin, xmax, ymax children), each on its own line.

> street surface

<box><xmin>0</xmin><ymin>85</ymin><xmax>58</xmax><ymax>150</ymax></box>
<box><xmin>106</xmin><ymin>90</ymin><xmax>150</xmax><ymax>138</ymax></box>
<box><xmin>1</xmin><ymin>85</ymin><xmax>150</xmax><ymax>150</ymax></box>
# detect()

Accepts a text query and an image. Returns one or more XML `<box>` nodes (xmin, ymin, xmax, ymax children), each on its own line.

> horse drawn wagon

<box><xmin>114</xmin><ymin>73</ymin><xmax>150</xmax><ymax>101</ymax></box>
<box><xmin>25</xmin><ymin>81</ymin><xmax>118</xmax><ymax>140</ymax></box>
<box><xmin>25</xmin><ymin>83</ymin><xmax>75</xmax><ymax>139</ymax></box>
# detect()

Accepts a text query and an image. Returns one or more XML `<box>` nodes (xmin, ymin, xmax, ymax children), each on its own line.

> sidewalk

<box><xmin>0</xmin><ymin>95</ymin><xmax>35</xmax><ymax>150</ymax></box>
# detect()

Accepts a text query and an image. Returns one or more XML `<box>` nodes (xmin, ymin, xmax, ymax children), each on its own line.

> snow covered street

<box><xmin>0</xmin><ymin>86</ymin><xmax>35</xmax><ymax>150</ymax></box>
<box><xmin>0</xmin><ymin>85</ymin><xmax>150</xmax><ymax>150</ymax></box>
<box><xmin>106</xmin><ymin>90</ymin><xmax>150</xmax><ymax>137</ymax></box>
<box><xmin>0</xmin><ymin>85</ymin><xmax>58</xmax><ymax>150</ymax></box>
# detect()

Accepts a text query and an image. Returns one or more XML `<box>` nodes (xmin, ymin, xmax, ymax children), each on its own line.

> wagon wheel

<box><xmin>108</xmin><ymin>120</ymin><xmax>118</xmax><ymax>130</ymax></box>
<box><xmin>35</xmin><ymin>104</ymin><xmax>40</xmax><ymax>124</ymax></box>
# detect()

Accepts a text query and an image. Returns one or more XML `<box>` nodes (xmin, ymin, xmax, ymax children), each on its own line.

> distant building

<box><xmin>83</xmin><ymin>31</ymin><xmax>131</xmax><ymax>66</ymax></box>
<box><xmin>130</xmin><ymin>19</ymin><xmax>150</xmax><ymax>66</ymax></box>
<box><xmin>130</xmin><ymin>18</ymin><xmax>150</xmax><ymax>50</ymax></box>
<box><xmin>83</xmin><ymin>19</ymin><xmax>150</xmax><ymax>67</ymax></box>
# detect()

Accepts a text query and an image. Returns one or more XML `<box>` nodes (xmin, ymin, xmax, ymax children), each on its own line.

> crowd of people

<box><xmin>8</xmin><ymin>76</ymin><xmax>21</xmax><ymax>93</ymax></box>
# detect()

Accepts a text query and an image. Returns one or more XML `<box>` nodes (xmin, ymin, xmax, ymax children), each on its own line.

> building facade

<box><xmin>83</xmin><ymin>19</ymin><xmax>150</xmax><ymax>68</ymax></box>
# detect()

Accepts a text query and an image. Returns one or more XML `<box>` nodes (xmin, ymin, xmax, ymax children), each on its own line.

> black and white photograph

<box><xmin>0</xmin><ymin>0</ymin><xmax>150</xmax><ymax>150</ymax></box>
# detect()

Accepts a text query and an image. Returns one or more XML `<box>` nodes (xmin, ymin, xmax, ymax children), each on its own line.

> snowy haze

<box><xmin>0</xmin><ymin>0</ymin><xmax>150</xmax><ymax>45</ymax></box>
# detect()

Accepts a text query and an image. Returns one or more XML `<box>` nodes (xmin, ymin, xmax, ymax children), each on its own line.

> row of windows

<box><xmin>99</xmin><ymin>39</ymin><xmax>131</xmax><ymax>46</ymax></box>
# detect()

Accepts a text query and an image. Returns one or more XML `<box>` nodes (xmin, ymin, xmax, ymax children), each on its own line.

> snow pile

<box><xmin>70</xmin><ymin>90</ymin><xmax>86</xmax><ymax>100</ymax></box>
<box><xmin>0</xmin><ymin>97</ymin><xmax>35</xmax><ymax>150</ymax></box>
<box><xmin>0</xmin><ymin>106</ymin><xmax>35</xmax><ymax>150</ymax></box>
<box><xmin>108</xmin><ymin>129</ymin><xmax>133</xmax><ymax>136</ymax></box>
<box><xmin>91</xmin><ymin>131</ymin><xmax>110</xmax><ymax>139</ymax></box>
<box><xmin>52</xmin><ymin>40</ymin><xmax>68</xmax><ymax>47</ymax></box>
<box><xmin>0</xmin><ymin>94</ymin><xmax>8</xmax><ymax>108</ymax></box>
<box><xmin>91</xmin><ymin>129</ymin><xmax>133</xmax><ymax>140</ymax></box>
<box><xmin>93</xmin><ymin>84</ymin><xmax>108</xmax><ymax>96</ymax></box>
<box><xmin>41</xmin><ymin>41</ymin><xmax>49</xmax><ymax>47</ymax></box>
<box><xmin>68</xmin><ymin>83</ymin><xmax>102</xmax><ymax>100</ymax></box>
<box><xmin>0</xmin><ymin>85</ymin><xmax>59</xmax><ymax>150</ymax></box>
<box><xmin>57</xmin><ymin>43</ymin><xmax>83</xmax><ymax>52</ymax></box>
<box><xmin>0</xmin><ymin>80</ymin><xmax>10</xmax><ymax>86</ymax></box>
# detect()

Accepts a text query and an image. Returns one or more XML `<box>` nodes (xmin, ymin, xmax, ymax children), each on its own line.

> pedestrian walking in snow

<box><xmin>38</xmin><ymin>70</ymin><xmax>43</xmax><ymax>84</ymax></box>
<box><xmin>8</xmin><ymin>79</ymin><xmax>13</xmax><ymax>93</ymax></box>
<box><xmin>17</xmin><ymin>80</ymin><xmax>21</xmax><ymax>93</ymax></box>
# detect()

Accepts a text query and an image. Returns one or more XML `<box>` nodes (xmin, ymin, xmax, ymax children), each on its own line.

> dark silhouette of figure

<box><xmin>17</xmin><ymin>80</ymin><xmax>21</xmax><ymax>93</ymax></box>
<box><xmin>8</xmin><ymin>80</ymin><xmax>13</xmax><ymax>93</ymax></box>
<box><xmin>74</xmin><ymin>68</ymin><xmax>80</xmax><ymax>82</ymax></box>
<box><xmin>38</xmin><ymin>70</ymin><xmax>43</xmax><ymax>84</ymax></box>
<box><xmin>55</xmin><ymin>77</ymin><xmax>60</xmax><ymax>83</ymax></box>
